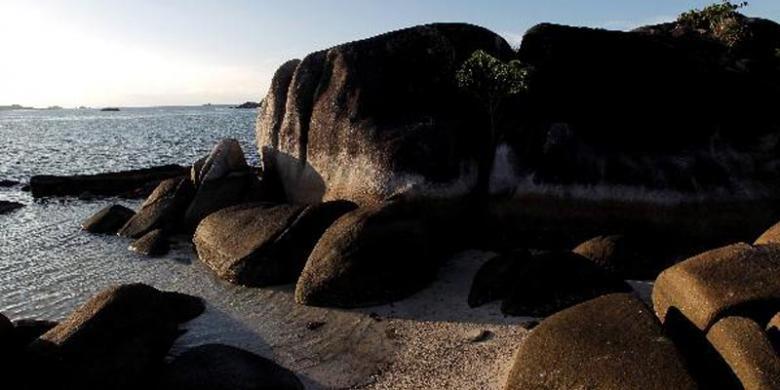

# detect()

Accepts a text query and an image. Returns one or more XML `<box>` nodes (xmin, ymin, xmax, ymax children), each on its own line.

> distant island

<box><xmin>0</xmin><ymin>104</ymin><xmax>34</xmax><ymax>110</ymax></box>
<box><xmin>100</xmin><ymin>107</ymin><xmax>120</xmax><ymax>112</ymax></box>
<box><xmin>233</xmin><ymin>101</ymin><xmax>261</xmax><ymax>109</ymax></box>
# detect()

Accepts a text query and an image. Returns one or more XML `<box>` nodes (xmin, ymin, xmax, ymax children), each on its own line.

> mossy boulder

<box><xmin>653</xmin><ymin>243</ymin><xmax>780</xmax><ymax>331</ymax></box>
<box><xmin>505</xmin><ymin>293</ymin><xmax>697</xmax><ymax>389</ymax></box>
<box><xmin>295</xmin><ymin>201</ymin><xmax>438</xmax><ymax>307</ymax></box>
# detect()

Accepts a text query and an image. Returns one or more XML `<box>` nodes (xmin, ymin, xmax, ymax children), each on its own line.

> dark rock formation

<box><xmin>27</xmin><ymin>283</ymin><xmax>204</xmax><ymax>390</ymax></box>
<box><xmin>468</xmin><ymin>250</ymin><xmax>530</xmax><ymax>308</ymax></box>
<box><xmin>184</xmin><ymin>139</ymin><xmax>265</xmax><ymax>229</ymax></box>
<box><xmin>234</xmin><ymin>101</ymin><xmax>261</xmax><ymax>109</ymax></box>
<box><xmin>296</xmin><ymin>201</ymin><xmax>438</xmax><ymax>307</ymax></box>
<box><xmin>0</xmin><ymin>312</ymin><xmax>12</xmax><ymax>345</ymax></box>
<box><xmin>129</xmin><ymin>229</ymin><xmax>169</xmax><ymax>257</ymax></box>
<box><xmin>0</xmin><ymin>179</ymin><xmax>20</xmax><ymax>187</ymax></box>
<box><xmin>11</xmin><ymin>319</ymin><xmax>58</xmax><ymax>348</ymax></box>
<box><xmin>30</xmin><ymin>164</ymin><xmax>188</xmax><ymax>198</ymax></box>
<box><xmin>501</xmin><ymin>251</ymin><xmax>631</xmax><ymax>317</ymax></box>
<box><xmin>257</xmin><ymin>23</ymin><xmax>514</xmax><ymax>205</ymax></box>
<box><xmin>572</xmin><ymin>234</ymin><xmax>669</xmax><ymax>280</ymax></box>
<box><xmin>504</xmin><ymin>294</ymin><xmax>697</xmax><ymax>389</ymax></box>
<box><xmin>653</xmin><ymin>243</ymin><xmax>780</xmax><ymax>331</ymax></box>
<box><xmin>157</xmin><ymin>344</ymin><xmax>304</xmax><ymax>390</ymax></box>
<box><xmin>81</xmin><ymin>204</ymin><xmax>135</xmax><ymax>234</ymax></box>
<box><xmin>195</xmin><ymin>200</ymin><xmax>356</xmax><ymax>286</ymax></box>
<box><xmin>194</xmin><ymin>203</ymin><xmax>305</xmax><ymax>284</ymax></box>
<box><xmin>508</xmin><ymin>19</ymin><xmax>780</xmax><ymax>194</ymax></box>
<box><xmin>0</xmin><ymin>200</ymin><xmax>23</xmax><ymax>215</ymax></box>
<box><xmin>117</xmin><ymin>177</ymin><xmax>194</xmax><ymax>238</ymax></box>
<box><xmin>707</xmin><ymin>316</ymin><xmax>780</xmax><ymax>389</ymax></box>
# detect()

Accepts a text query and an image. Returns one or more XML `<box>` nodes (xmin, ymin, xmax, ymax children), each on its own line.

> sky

<box><xmin>2</xmin><ymin>0</ymin><xmax>779</xmax><ymax>108</ymax></box>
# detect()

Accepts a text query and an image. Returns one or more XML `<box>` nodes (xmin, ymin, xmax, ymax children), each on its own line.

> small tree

<box><xmin>678</xmin><ymin>1</ymin><xmax>749</xmax><ymax>47</ymax></box>
<box><xmin>456</xmin><ymin>50</ymin><xmax>528</xmax><ymax>196</ymax></box>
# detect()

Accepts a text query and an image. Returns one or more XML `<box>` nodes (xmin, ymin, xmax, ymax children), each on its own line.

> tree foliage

<box><xmin>678</xmin><ymin>1</ymin><xmax>749</xmax><ymax>47</ymax></box>
<box><xmin>456</xmin><ymin>50</ymin><xmax>528</xmax><ymax>116</ymax></box>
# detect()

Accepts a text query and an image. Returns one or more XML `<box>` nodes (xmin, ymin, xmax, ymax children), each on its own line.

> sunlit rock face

<box><xmin>258</xmin><ymin>18</ymin><xmax>780</xmax><ymax>206</ymax></box>
<box><xmin>256</xmin><ymin>23</ymin><xmax>514</xmax><ymax>205</ymax></box>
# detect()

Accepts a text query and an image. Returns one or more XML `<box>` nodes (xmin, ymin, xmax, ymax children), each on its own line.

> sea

<box><xmin>0</xmin><ymin>106</ymin><xmax>280</xmax><ymax>349</ymax></box>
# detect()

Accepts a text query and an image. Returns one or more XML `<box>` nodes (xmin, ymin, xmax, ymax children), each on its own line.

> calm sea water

<box><xmin>0</xmin><ymin>106</ymin><xmax>273</xmax><ymax>348</ymax></box>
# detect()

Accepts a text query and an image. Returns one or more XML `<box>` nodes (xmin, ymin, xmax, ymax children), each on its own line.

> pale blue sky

<box><xmin>2</xmin><ymin>0</ymin><xmax>779</xmax><ymax>107</ymax></box>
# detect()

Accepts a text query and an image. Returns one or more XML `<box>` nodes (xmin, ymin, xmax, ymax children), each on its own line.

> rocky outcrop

<box><xmin>257</xmin><ymin>16</ymin><xmax>780</xmax><ymax>205</ymax></box>
<box><xmin>195</xmin><ymin>200</ymin><xmax>357</xmax><ymax>286</ymax></box>
<box><xmin>81</xmin><ymin>204</ymin><xmax>135</xmax><ymax>234</ymax></box>
<box><xmin>505</xmin><ymin>294</ymin><xmax>697</xmax><ymax>389</ymax></box>
<box><xmin>233</xmin><ymin>101</ymin><xmax>261</xmax><ymax>109</ymax></box>
<box><xmin>707</xmin><ymin>316</ymin><xmax>780</xmax><ymax>389</ymax></box>
<box><xmin>501</xmin><ymin>251</ymin><xmax>631</xmax><ymax>317</ymax></box>
<box><xmin>507</xmin><ymin>19</ymin><xmax>780</xmax><ymax>194</ymax></box>
<box><xmin>257</xmin><ymin>23</ymin><xmax>514</xmax><ymax>205</ymax></box>
<box><xmin>129</xmin><ymin>229</ymin><xmax>169</xmax><ymax>256</ymax></box>
<box><xmin>653</xmin><ymin>243</ymin><xmax>780</xmax><ymax>331</ymax></box>
<box><xmin>157</xmin><ymin>344</ymin><xmax>304</xmax><ymax>390</ymax></box>
<box><xmin>0</xmin><ymin>200</ymin><xmax>23</xmax><ymax>215</ymax></box>
<box><xmin>29</xmin><ymin>164</ymin><xmax>188</xmax><ymax>198</ymax></box>
<box><xmin>0</xmin><ymin>179</ymin><xmax>20</xmax><ymax>187</ymax></box>
<box><xmin>296</xmin><ymin>201</ymin><xmax>438</xmax><ymax>307</ymax></box>
<box><xmin>184</xmin><ymin>139</ymin><xmax>264</xmax><ymax>229</ymax></box>
<box><xmin>117</xmin><ymin>177</ymin><xmax>194</xmax><ymax>238</ymax></box>
<box><xmin>27</xmin><ymin>283</ymin><xmax>204</xmax><ymax>390</ymax></box>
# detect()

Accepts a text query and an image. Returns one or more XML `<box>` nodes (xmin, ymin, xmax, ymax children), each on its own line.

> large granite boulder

<box><xmin>118</xmin><ymin>177</ymin><xmax>194</xmax><ymax>238</ymax></box>
<box><xmin>184</xmin><ymin>139</ymin><xmax>265</xmax><ymax>229</ymax></box>
<box><xmin>194</xmin><ymin>201</ymin><xmax>355</xmax><ymax>286</ymax></box>
<box><xmin>501</xmin><ymin>251</ymin><xmax>631</xmax><ymax>317</ymax></box>
<box><xmin>257</xmin><ymin>23</ymin><xmax>514</xmax><ymax>205</ymax></box>
<box><xmin>295</xmin><ymin>201</ymin><xmax>438</xmax><ymax>307</ymax></box>
<box><xmin>507</xmin><ymin>18</ymin><xmax>780</xmax><ymax>194</ymax></box>
<box><xmin>157</xmin><ymin>344</ymin><xmax>304</xmax><ymax>390</ymax></box>
<box><xmin>81</xmin><ymin>204</ymin><xmax>135</xmax><ymax>234</ymax></box>
<box><xmin>653</xmin><ymin>243</ymin><xmax>780</xmax><ymax>331</ymax></box>
<box><xmin>27</xmin><ymin>283</ymin><xmax>204</xmax><ymax>390</ymax></box>
<box><xmin>505</xmin><ymin>294</ymin><xmax>697</xmax><ymax>389</ymax></box>
<box><xmin>707</xmin><ymin>316</ymin><xmax>780</xmax><ymax>389</ymax></box>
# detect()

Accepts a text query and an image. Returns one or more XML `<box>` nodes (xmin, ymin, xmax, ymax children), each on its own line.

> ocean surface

<box><xmin>0</xmin><ymin>106</ymin><xmax>270</xmax><ymax>346</ymax></box>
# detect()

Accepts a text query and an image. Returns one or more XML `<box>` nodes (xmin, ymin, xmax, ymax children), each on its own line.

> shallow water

<box><xmin>0</xmin><ymin>107</ymin><xmax>532</xmax><ymax>389</ymax></box>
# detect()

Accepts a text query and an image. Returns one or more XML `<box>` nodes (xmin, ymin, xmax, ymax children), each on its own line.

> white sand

<box><xmin>180</xmin><ymin>250</ymin><xmax>532</xmax><ymax>389</ymax></box>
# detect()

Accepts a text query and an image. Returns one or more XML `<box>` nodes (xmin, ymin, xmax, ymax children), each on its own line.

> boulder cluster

<box><xmin>0</xmin><ymin>283</ymin><xmax>302</xmax><ymax>390</ymax></box>
<box><xmin>504</xmin><ymin>224</ymin><xmax>780</xmax><ymax>389</ymax></box>
<box><xmin>60</xmin><ymin>10</ymin><xmax>780</xmax><ymax>389</ymax></box>
<box><xmin>82</xmin><ymin>139</ymin><xmax>269</xmax><ymax>257</ymax></box>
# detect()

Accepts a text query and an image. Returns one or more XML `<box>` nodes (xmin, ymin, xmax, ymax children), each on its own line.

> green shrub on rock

<box><xmin>678</xmin><ymin>1</ymin><xmax>750</xmax><ymax>47</ymax></box>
